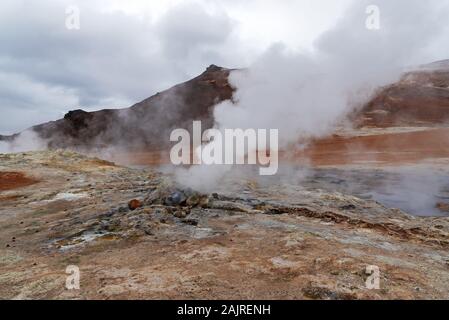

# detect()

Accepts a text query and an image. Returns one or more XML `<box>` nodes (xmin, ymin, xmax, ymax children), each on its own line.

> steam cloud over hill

<box><xmin>177</xmin><ymin>0</ymin><xmax>449</xmax><ymax>189</ymax></box>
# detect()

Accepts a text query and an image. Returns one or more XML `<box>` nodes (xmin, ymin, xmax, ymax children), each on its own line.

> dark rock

<box><xmin>340</xmin><ymin>204</ymin><xmax>357</xmax><ymax>211</ymax></box>
<box><xmin>182</xmin><ymin>219</ymin><xmax>199</xmax><ymax>226</ymax></box>
<box><xmin>264</xmin><ymin>208</ymin><xmax>284</xmax><ymax>215</ymax></box>
<box><xmin>165</xmin><ymin>191</ymin><xmax>187</xmax><ymax>206</ymax></box>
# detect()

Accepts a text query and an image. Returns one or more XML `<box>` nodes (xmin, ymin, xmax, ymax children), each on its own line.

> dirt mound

<box><xmin>0</xmin><ymin>172</ymin><xmax>38</xmax><ymax>191</ymax></box>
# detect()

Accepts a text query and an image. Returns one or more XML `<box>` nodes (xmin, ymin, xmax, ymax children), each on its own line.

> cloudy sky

<box><xmin>0</xmin><ymin>0</ymin><xmax>448</xmax><ymax>135</ymax></box>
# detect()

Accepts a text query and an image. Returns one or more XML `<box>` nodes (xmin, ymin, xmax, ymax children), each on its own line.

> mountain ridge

<box><xmin>2</xmin><ymin>61</ymin><xmax>449</xmax><ymax>151</ymax></box>
<box><xmin>0</xmin><ymin>64</ymin><xmax>233</xmax><ymax>151</ymax></box>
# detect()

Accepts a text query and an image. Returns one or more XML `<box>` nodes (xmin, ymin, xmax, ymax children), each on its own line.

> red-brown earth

<box><xmin>0</xmin><ymin>172</ymin><xmax>39</xmax><ymax>191</ymax></box>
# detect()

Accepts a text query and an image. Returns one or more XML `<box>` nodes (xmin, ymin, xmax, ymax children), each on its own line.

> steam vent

<box><xmin>1</xmin><ymin>1</ymin><xmax>449</xmax><ymax>303</ymax></box>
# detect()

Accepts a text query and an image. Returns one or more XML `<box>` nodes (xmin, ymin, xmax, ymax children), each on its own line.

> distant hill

<box><xmin>355</xmin><ymin>61</ymin><xmax>449</xmax><ymax>127</ymax></box>
<box><xmin>0</xmin><ymin>65</ymin><xmax>233</xmax><ymax>151</ymax></box>
<box><xmin>2</xmin><ymin>60</ymin><xmax>449</xmax><ymax>151</ymax></box>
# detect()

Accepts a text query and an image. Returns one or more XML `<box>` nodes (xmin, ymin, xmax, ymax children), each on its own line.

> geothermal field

<box><xmin>1</xmin><ymin>0</ymin><xmax>449</xmax><ymax>302</ymax></box>
<box><xmin>1</xmin><ymin>62</ymin><xmax>449</xmax><ymax>299</ymax></box>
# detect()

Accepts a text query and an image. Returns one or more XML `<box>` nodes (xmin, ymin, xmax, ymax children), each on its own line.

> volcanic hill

<box><xmin>1</xmin><ymin>61</ymin><xmax>449</xmax><ymax>154</ymax></box>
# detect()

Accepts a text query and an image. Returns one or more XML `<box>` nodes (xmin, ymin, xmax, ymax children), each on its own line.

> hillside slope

<box><xmin>2</xmin><ymin>61</ymin><xmax>449</xmax><ymax>152</ymax></box>
<box><xmin>1</xmin><ymin>65</ymin><xmax>232</xmax><ymax>151</ymax></box>
<box><xmin>355</xmin><ymin>60</ymin><xmax>449</xmax><ymax>127</ymax></box>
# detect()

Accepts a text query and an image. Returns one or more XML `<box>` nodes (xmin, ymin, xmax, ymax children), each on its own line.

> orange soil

<box><xmin>111</xmin><ymin>128</ymin><xmax>449</xmax><ymax>167</ymax></box>
<box><xmin>0</xmin><ymin>172</ymin><xmax>39</xmax><ymax>191</ymax></box>
<box><xmin>300</xmin><ymin>128</ymin><xmax>449</xmax><ymax>166</ymax></box>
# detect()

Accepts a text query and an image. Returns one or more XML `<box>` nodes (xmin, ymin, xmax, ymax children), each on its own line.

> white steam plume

<box><xmin>176</xmin><ymin>0</ymin><xmax>449</xmax><ymax>191</ymax></box>
<box><xmin>0</xmin><ymin>130</ymin><xmax>47</xmax><ymax>154</ymax></box>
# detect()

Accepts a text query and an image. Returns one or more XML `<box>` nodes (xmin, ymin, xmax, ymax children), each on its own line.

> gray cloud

<box><xmin>0</xmin><ymin>0</ymin><xmax>237</xmax><ymax>134</ymax></box>
<box><xmin>157</xmin><ymin>2</ymin><xmax>233</xmax><ymax>59</ymax></box>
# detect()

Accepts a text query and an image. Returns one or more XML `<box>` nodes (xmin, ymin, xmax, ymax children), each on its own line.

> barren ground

<box><xmin>111</xmin><ymin>127</ymin><xmax>449</xmax><ymax>167</ymax></box>
<box><xmin>0</xmin><ymin>144</ymin><xmax>448</xmax><ymax>299</ymax></box>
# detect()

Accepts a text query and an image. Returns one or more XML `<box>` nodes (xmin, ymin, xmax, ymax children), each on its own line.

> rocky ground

<box><xmin>1</xmin><ymin>150</ymin><xmax>448</xmax><ymax>299</ymax></box>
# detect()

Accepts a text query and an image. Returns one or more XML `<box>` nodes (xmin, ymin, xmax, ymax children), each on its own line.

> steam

<box><xmin>176</xmin><ymin>0</ymin><xmax>449</xmax><ymax>190</ymax></box>
<box><xmin>0</xmin><ymin>130</ymin><xmax>47</xmax><ymax>154</ymax></box>
<box><xmin>369</xmin><ymin>167</ymin><xmax>449</xmax><ymax>217</ymax></box>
